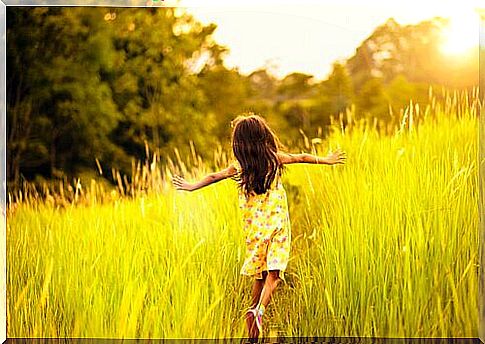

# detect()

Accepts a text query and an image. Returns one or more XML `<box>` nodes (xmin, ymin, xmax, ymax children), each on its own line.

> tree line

<box><xmin>6</xmin><ymin>7</ymin><xmax>478</xmax><ymax>187</ymax></box>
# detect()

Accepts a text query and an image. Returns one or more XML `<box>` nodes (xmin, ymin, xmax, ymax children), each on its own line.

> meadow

<box><xmin>6</xmin><ymin>91</ymin><xmax>480</xmax><ymax>338</ymax></box>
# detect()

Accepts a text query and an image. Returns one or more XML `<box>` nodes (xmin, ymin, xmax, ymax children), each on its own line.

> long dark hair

<box><xmin>231</xmin><ymin>114</ymin><xmax>284</xmax><ymax>196</ymax></box>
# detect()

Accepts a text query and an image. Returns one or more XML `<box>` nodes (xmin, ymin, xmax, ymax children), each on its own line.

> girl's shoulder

<box><xmin>230</xmin><ymin>159</ymin><xmax>242</xmax><ymax>182</ymax></box>
<box><xmin>232</xmin><ymin>159</ymin><xmax>242</xmax><ymax>172</ymax></box>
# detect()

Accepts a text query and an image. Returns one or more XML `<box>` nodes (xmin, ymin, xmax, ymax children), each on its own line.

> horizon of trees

<box><xmin>6</xmin><ymin>7</ymin><xmax>479</xmax><ymax>188</ymax></box>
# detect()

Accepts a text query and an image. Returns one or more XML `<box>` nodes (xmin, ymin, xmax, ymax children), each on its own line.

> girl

<box><xmin>172</xmin><ymin>114</ymin><xmax>346</xmax><ymax>339</ymax></box>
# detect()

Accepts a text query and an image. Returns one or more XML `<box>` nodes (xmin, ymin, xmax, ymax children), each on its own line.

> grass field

<box><xmin>6</xmin><ymin>92</ymin><xmax>480</xmax><ymax>338</ymax></box>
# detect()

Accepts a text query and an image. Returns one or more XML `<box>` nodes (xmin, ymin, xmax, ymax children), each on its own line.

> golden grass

<box><xmin>6</xmin><ymin>89</ymin><xmax>480</xmax><ymax>338</ymax></box>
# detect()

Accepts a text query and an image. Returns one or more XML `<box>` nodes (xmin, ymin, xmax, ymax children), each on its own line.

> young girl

<box><xmin>172</xmin><ymin>114</ymin><xmax>346</xmax><ymax>339</ymax></box>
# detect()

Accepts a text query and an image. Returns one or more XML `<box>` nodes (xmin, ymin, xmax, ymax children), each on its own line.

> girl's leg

<box><xmin>247</xmin><ymin>272</ymin><xmax>268</xmax><ymax>338</ymax></box>
<box><xmin>251</xmin><ymin>271</ymin><xmax>267</xmax><ymax>308</ymax></box>
<box><xmin>249</xmin><ymin>270</ymin><xmax>281</xmax><ymax>337</ymax></box>
<box><xmin>258</xmin><ymin>270</ymin><xmax>281</xmax><ymax>309</ymax></box>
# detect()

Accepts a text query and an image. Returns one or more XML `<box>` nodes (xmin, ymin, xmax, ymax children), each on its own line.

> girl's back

<box><xmin>228</xmin><ymin>114</ymin><xmax>293</xmax><ymax>337</ymax></box>
<box><xmin>232</xmin><ymin>155</ymin><xmax>291</xmax><ymax>281</ymax></box>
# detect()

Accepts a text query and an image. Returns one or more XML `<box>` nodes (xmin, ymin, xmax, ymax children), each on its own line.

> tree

<box><xmin>315</xmin><ymin>62</ymin><xmax>354</xmax><ymax>120</ymax></box>
<box><xmin>355</xmin><ymin>77</ymin><xmax>389</xmax><ymax>121</ymax></box>
<box><xmin>7</xmin><ymin>8</ymin><xmax>121</xmax><ymax>183</ymax></box>
<box><xmin>276</xmin><ymin>73</ymin><xmax>314</xmax><ymax>101</ymax></box>
<box><xmin>103</xmin><ymin>8</ymin><xmax>237</xmax><ymax>170</ymax></box>
<box><xmin>247</xmin><ymin>69</ymin><xmax>277</xmax><ymax>101</ymax></box>
<box><xmin>385</xmin><ymin>75</ymin><xmax>429</xmax><ymax>114</ymax></box>
<box><xmin>7</xmin><ymin>7</ymin><xmax>234</xmax><ymax>185</ymax></box>
<box><xmin>198</xmin><ymin>65</ymin><xmax>251</xmax><ymax>144</ymax></box>
<box><xmin>346</xmin><ymin>17</ymin><xmax>478</xmax><ymax>91</ymax></box>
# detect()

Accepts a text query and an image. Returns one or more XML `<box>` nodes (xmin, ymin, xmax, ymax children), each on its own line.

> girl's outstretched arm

<box><xmin>278</xmin><ymin>149</ymin><xmax>346</xmax><ymax>165</ymax></box>
<box><xmin>172</xmin><ymin>165</ymin><xmax>237</xmax><ymax>192</ymax></box>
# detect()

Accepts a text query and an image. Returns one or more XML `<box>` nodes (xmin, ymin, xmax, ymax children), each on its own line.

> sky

<box><xmin>174</xmin><ymin>0</ymin><xmax>482</xmax><ymax>80</ymax></box>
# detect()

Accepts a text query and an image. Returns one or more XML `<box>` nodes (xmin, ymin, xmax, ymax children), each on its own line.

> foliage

<box><xmin>7</xmin><ymin>7</ymin><xmax>230</xmax><ymax>183</ymax></box>
<box><xmin>6</xmin><ymin>10</ymin><xmax>479</xmax><ymax>187</ymax></box>
<box><xmin>346</xmin><ymin>17</ymin><xmax>478</xmax><ymax>90</ymax></box>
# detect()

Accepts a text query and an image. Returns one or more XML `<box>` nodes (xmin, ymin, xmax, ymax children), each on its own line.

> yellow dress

<box><xmin>232</xmin><ymin>159</ymin><xmax>291</xmax><ymax>280</ymax></box>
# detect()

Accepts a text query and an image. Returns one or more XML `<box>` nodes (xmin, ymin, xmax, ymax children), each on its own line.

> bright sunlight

<box><xmin>440</xmin><ymin>8</ymin><xmax>479</xmax><ymax>56</ymax></box>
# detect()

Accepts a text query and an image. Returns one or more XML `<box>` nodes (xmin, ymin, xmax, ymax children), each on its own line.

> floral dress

<box><xmin>232</xmin><ymin>160</ymin><xmax>291</xmax><ymax>281</ymax></box>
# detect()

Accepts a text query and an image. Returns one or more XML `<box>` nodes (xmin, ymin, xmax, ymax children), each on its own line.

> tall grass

<box><xmin>6</xmin><ymin>90</ymin><xmax>480</xmax><ymax>338</ymax></box>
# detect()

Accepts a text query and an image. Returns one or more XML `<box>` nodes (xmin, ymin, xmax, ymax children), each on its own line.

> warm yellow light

<box><xmin>440</xmin><ymin>9</ymin><xmax>478</xmax><ymax>56</ymax></box>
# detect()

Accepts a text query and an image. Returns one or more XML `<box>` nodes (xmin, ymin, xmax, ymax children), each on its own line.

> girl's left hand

<box><xmin>326</xmin><ymin>149</ymin><xmax>347</xmax><ymax>165</ymax></box>
<box><xmin>172</xmin><ymin>175</ymin><xmax>194</xmax><ymax>191</ymax></box>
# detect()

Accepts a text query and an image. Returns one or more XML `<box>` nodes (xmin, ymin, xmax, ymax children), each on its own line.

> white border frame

<box><xmin>1</xmin><ymin>1</ymin><xmax>6</xmax><ymax>343</ymax></box>
<box><xmin>0</xmin><ymin>2</ymin><xmax>483</xmax><ymax>343</ymax></box>
<box><xmin>479</xmin><ymin>11</ymin><xmax>485</xmax><ymax>344</ymax></box>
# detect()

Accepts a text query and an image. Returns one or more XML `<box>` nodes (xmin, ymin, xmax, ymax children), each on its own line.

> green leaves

<box><xmin>7</xmin><ymin>7</ymin><xmax>228</xmax><ymax>183</ymax></box>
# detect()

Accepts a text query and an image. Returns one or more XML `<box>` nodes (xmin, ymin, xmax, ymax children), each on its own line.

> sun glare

<box><xmin>440</xmin><ymin>9</ymin><xmax>478</xmax><ymax>56</ymax></box>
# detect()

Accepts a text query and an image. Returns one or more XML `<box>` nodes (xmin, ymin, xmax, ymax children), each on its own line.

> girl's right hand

<box><xmin>172</xmin><ymin>175</ymin><xmax>194</xmax><ymax>191</ymax></box>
